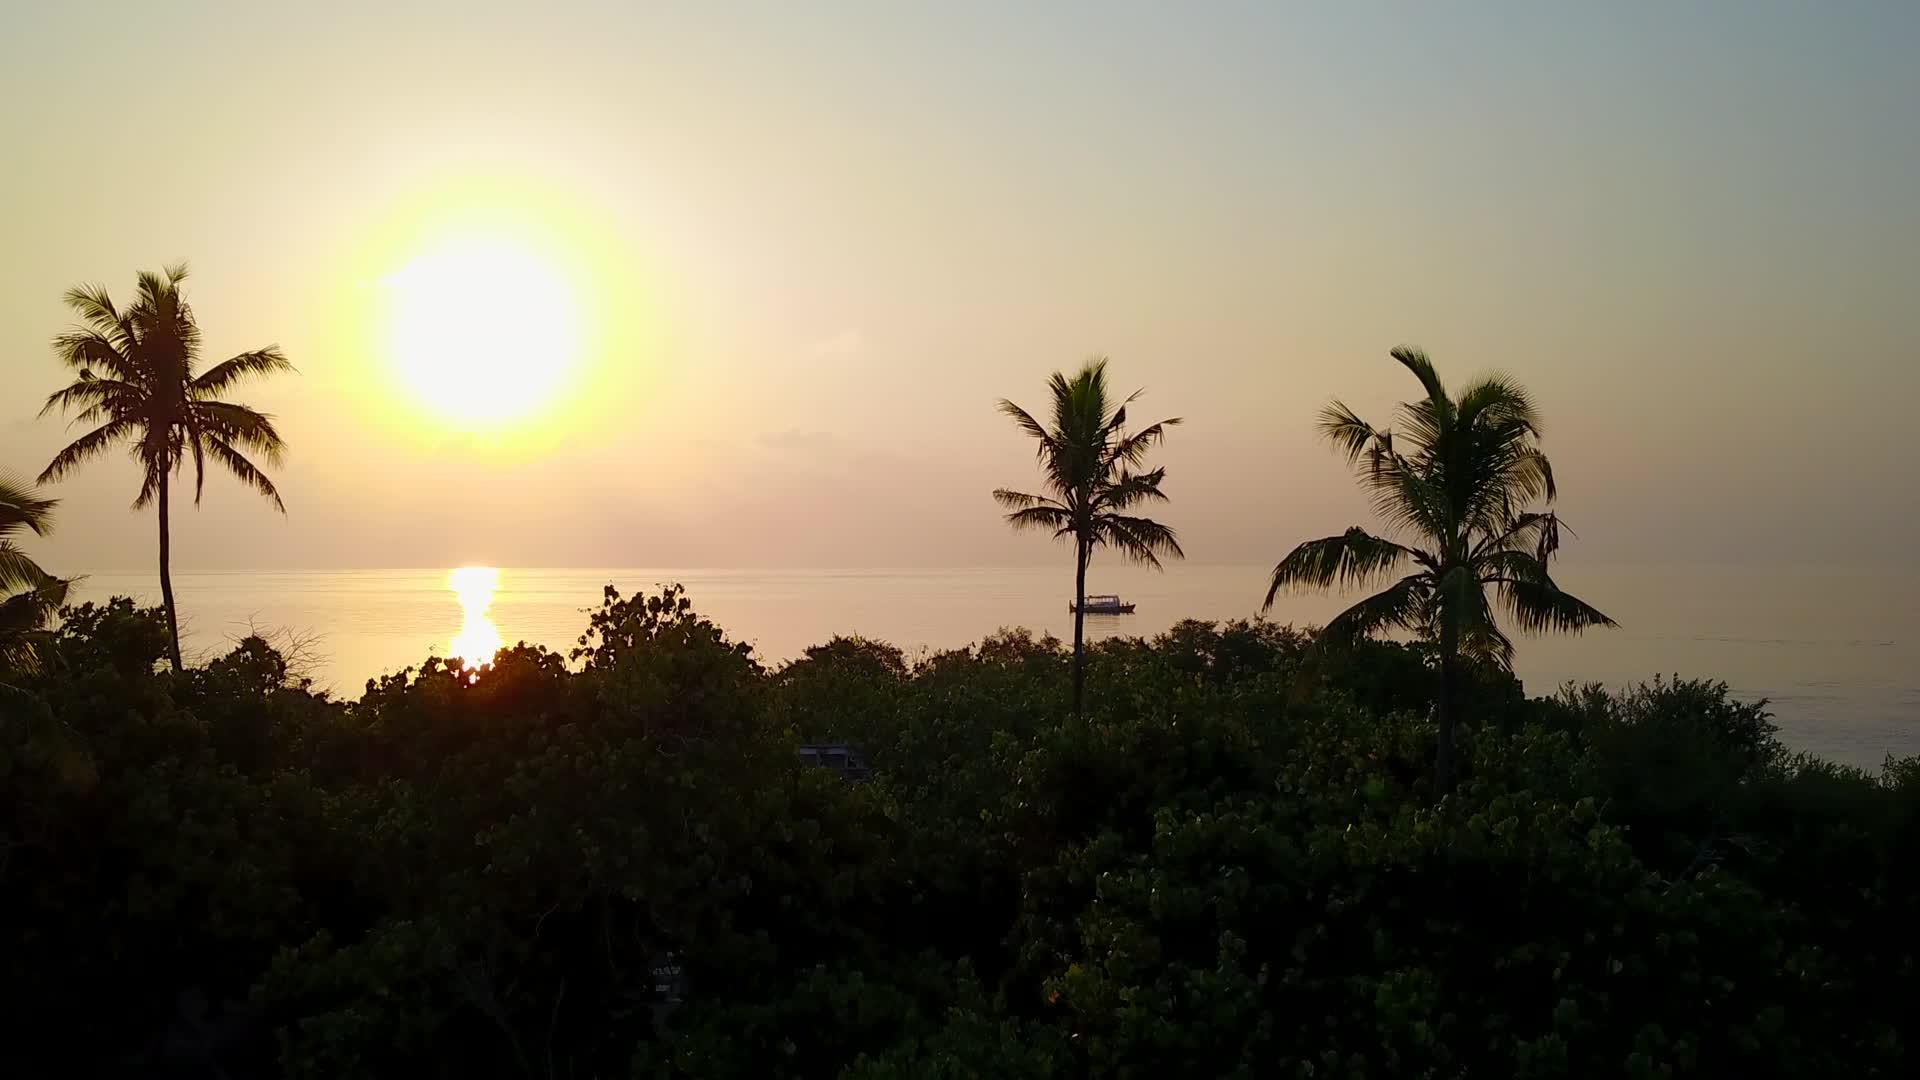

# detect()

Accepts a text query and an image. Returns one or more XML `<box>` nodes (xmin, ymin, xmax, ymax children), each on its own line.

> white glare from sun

<box><xmin>383</xmin><ymin>237</ymin><xmax>581</xmax><ymax>426</ymax></box>
<box><xmin>449</xmin><ymin>566</ymin><xmax>503</xmax><ymax>669</ymax></box>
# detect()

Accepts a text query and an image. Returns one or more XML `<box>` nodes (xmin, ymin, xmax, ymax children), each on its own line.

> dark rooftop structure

<box><xmin>797</xmin><ymin>743</ymin><xmax>871</xmax><ymax>782</ymax></box>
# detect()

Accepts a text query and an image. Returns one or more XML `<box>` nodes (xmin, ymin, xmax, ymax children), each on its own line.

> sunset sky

<box><xmin>3</xmin><ymin>1</ymin><xmax>1915</xmax><ymax>571</ymax></box>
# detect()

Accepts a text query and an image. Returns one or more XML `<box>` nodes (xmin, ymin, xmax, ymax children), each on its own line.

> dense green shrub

<box><xmin>1</xmin><ymin>591</ymin><xmax>1913</xmax><ymax>1077</ymax></box>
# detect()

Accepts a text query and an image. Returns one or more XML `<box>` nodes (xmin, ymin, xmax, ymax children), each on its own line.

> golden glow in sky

<box><xmin>448</xmin><ymin>565</ymin><xmax>503</xmax><ymax>667</ymax></box>
<box><xmin>315</xmin><ymin>174</ymin><xmax>668</xmax><ymax>465</ymax></box>
<box><xmin>382</xmin><ymin>235</ymin><xmax>581</xmax><ymax>427</ymax></box>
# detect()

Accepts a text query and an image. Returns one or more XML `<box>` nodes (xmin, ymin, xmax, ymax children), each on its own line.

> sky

<box><xmin>2</xmin><ymin>1</ymin><xmax>1916</xmax><ymax>572</ymax></box>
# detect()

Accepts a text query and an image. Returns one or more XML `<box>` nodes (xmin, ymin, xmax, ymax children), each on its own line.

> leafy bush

<box><xmin>1</xmin><ymin>589</ymin><xmax>1913</xmax><ymax>1077</ymax></box>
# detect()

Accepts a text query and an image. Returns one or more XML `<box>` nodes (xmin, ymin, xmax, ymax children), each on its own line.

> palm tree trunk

<box><xmin>1071</xmin><ymin>535</ymin><xmax>1088</xmax><ymax>715</ymax></box>
<box><xmin>157</xmin><ymin>471</ymin><xmax>183</xmax><ymax>672</ymax></box>
<box><xmin>1435</xmin><ymin>619</ymin><xmax>1458</xmax><ymax>793</ymax></box>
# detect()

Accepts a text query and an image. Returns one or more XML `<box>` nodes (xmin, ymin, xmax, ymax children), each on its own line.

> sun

<box><xmin>382</xmin><ymin>234</ymin><xmax>582</xmax><ymax>427</ymax></box>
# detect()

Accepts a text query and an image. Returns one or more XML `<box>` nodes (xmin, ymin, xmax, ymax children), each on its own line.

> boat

<box><xmin>1071</xmin><ymin>594</ymin><xmax>1135</xmax><ymax>615</ymax></box>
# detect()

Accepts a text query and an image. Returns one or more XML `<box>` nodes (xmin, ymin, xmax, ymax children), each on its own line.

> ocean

<box><xmin>68</xmin><ymin>564</ymin><xmax>1919</xmax><ymax>771</ymax></box>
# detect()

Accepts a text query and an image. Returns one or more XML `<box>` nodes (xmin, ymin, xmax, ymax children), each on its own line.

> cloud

<box><xmin>805</xmin><ymin>328</ymin><xmax>865</xmax><ymax>358</ymax></box>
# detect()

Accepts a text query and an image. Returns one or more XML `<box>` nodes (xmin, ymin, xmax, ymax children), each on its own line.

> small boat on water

<box><xmin>1071</xmin><ymin>594</ymin><xmax>1135</xmax><ymax>615</ymax></box>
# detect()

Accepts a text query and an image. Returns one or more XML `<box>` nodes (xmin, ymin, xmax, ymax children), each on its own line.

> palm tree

<box><xmin>995</xmin><ymin>358</ymin><xmax>1183</xmax><ymax>713</ymax></box>
<box><xmin>39</xmin><ymin>263</ymin><xmax>292</xmax><ymax>672</ymax></box>
<box><xmin>1</xmin><ymin>473</ymin><xmax>70</xmax><ymax>676</ymax></box>
<box><xmin>1264</xmin><ymin>347</ymin><xmax>1615</xmax><ymax>791</ymax></box>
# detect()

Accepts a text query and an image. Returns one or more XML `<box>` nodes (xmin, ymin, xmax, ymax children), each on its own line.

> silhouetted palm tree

<box><xmin>39</xmin><ymin>264</ymin><xmax>292</xmax><ymax>672</ymax></box>
<box><xmin>1264</xmin><ymin>347</ymin><xmax>1614</xmax><ymax>791</ymax></box>
<box><xmin>996</xmin><ymin>358</ymin><xmax>1183</xmax><ymax>713</ymax></box>
<box><xmin>1</xmin><ymin>473</ymin><xmax>69</xmax><ymax>676</ymax></box>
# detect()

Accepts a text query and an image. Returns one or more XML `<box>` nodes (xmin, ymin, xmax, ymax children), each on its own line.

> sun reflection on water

<box><xmin>448</xmin><ymin>566</ymin><xmax>503</xmax><ymax>668</ymax></box>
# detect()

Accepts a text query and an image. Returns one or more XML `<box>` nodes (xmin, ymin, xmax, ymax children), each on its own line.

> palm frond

<box><xmin>50</xmin><ymin>329</ymin><xmax>141</xmax><ymax>382</ymax></box>
<box><xmin>1390</xmin><ymin>346</ymin><xmax>1450</xmax><ymax>412</ymax></box>
<box><xmin>0</xmin><ymin>475</ymin><xmax>59</xmax><ymax>538</ymax></box>
<box><xmin>0</xmin><ymin>554</ymin><xmax>69</xmax><ymax>607</ymax></box>
<box><xmin>1264</xmin><ymin>527</ymin><xmax>1421</xmax><ymax>609</ymax></box>
<box><xmin>1456</xmin><ymin>425</ymin><xmax>1556</xmax><ymax>527</ymax></box>
<box><xmin>137</xmin><ymin>263</ymin><xmax>191</xmax><ymax>307</ymax></box>
<box><xmin>1526</xmin><ymin>510</ymin><xmax>1568</xmax><ymax>561</ymax></box>
<box><xmin>1472</xmin><ymin>511</ymin><xmax>1563</xmax><ymax>562</ymax></box>
<box><xmin>998</xmin><ymin>481</ymin><xmax>1072</xmax><ymax>535</ymax></box>
<box><xmin>1392</xmin><ymin>395</ymin><xmax>1448</xmax><ymax>458</ymax></box>
<box><xmin>132</xmin><ymin>278</ymin><xmax>200</xmax><ymax>379</ymax></box>
<box><xmin>191</xmin><ymin>400</ymin><xmax>286</xmax><ymax>463</ymax></box>
<box><xmin>62</xmin><ymin>283</ymin><xmax>121</xmax><ymax>330</ymax></box>
<box><xmin>1454</xmin><ymin>373</ymin><xmax>1542</xmax><ymax>436</ymax></box>
<box><xmin>1318</xmin><ymin>400</ymin><xmax>1385</xmax><ymax>465</ymax></box>
<box><xmin>192</xmin><ymin>346</ymin><xmax>294</xmax><ymax>395</ymax></box>
<box><xmin>1495</xmin><ymin>446</ymin><xmax>1555</xmax><ymax>505</ymax></box>
<box><xmin>1361</xmin><ymin>454</ymin><xmax>1451</xmax><ymax>540</ymax></box>
<box><xmin>1105</xmin><ymin>416</ymin><xmax>1181</xmax><ymax>470</ymax></box>
<box><xmin>997</xmin><ymin>399</ymin><xmax>1049</xmax><ymax>445</ymax></box>
<box><xmin>0</xmin><ymin>587</ymin><xmax>59</xmax><ymax>632</ymax></box>
<box><xmin>1050</xmin><ymin>361</ymin><xmax>1110</xmax><ymax>449</ymax></box>
<box><xmin>204</xmin><ymin>438</ymin><xmax>285</xmax><ymax>513</ymax></box>
<box><xmin>1093</xmin><ymin>513</ymin><xmax>1183</xmax><ymax>568</ymax></box>
<box><xmin>130</xmin><ymin>423</ymin><xmax>182</xmax><ymax>510</ymax></box>
<box><xmin>1455</xmin><ymin>617</ymin><xmax>1516</xmax><ymax>669</ymax></box>
<box><xmin>1003</xmin><ymin>505</ymin><xmax>1074</xmax><ymax>538</ymax></box>
<box><xmin>993</xmin><ymin>488</ymin><xmax>1061</xmax><ymax>511</ymax></box>
<box><xmin>1473</xmin><ymin>547</ymin><xmax>1555</xmax><ymax>585</ymax></box>
<box><xmin>39</xmin><ymin>419</ymin><xmax>137</xmax><ymax>484</ymax></box>
<box><xmin>40</xmin><ymin>374</ymin><xmax>144</xmax><ymax>423</ymax></box>
<box><xmin>184</xmin><ymin>411</ymin><xmax>209</xmax><ymax>504</ymax></box>
<box><xmin>1439</xmin><ymin>565</ymin><xmax>1514</xmax><ymax>668</ymax></box>
<box><xmin>0</xmin><ymin>583</ymin><xmax>69</xmax><ymax>676</ymax></box>
<box><xmin>1</xmin><ymin>542</ymin><xmax>53</xmax><ymax>592</ymax></box>
<box><xmin>1096</xmin><ymin>468</ymin><xmax>1170</xmax><ymax>512</ymax></box>
<box><xmin>1102</xmin><ymin>384</ymin><xmax>1145</xmax><ymax>435</ymax></box>
<box><xmin>1319</xmin><ymin>573</ymin><xmax>1431</xmax><ymax>643</ymax></box>
<box><xmin>133</xmin><ymin>461</ymin><xmax>164</xmax><ymax>511</ymax></box>
<box><xmin>1494</xmin><ymin>576</ymin><xmax>1618</xmax><ymax>635</ymax></box>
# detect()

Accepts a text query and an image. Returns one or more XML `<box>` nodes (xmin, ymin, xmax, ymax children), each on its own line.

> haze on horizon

<box><xmin>3</xmin><ymin>1</ymin><xmax>1915</xmax><ymax>573</ymax></box>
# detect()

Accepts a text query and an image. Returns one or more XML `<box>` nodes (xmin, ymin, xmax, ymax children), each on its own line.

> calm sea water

<box><xmin>70</xmin><ymin>564</ymin><xmax>1919</xmax><ymax>770</ymax></box>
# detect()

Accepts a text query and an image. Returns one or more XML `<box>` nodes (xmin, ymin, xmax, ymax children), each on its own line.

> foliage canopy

<box><xmin>1</xmin><ymin>588</ymin><xmax>1914</xmax><ymax>1078</ymax></box>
